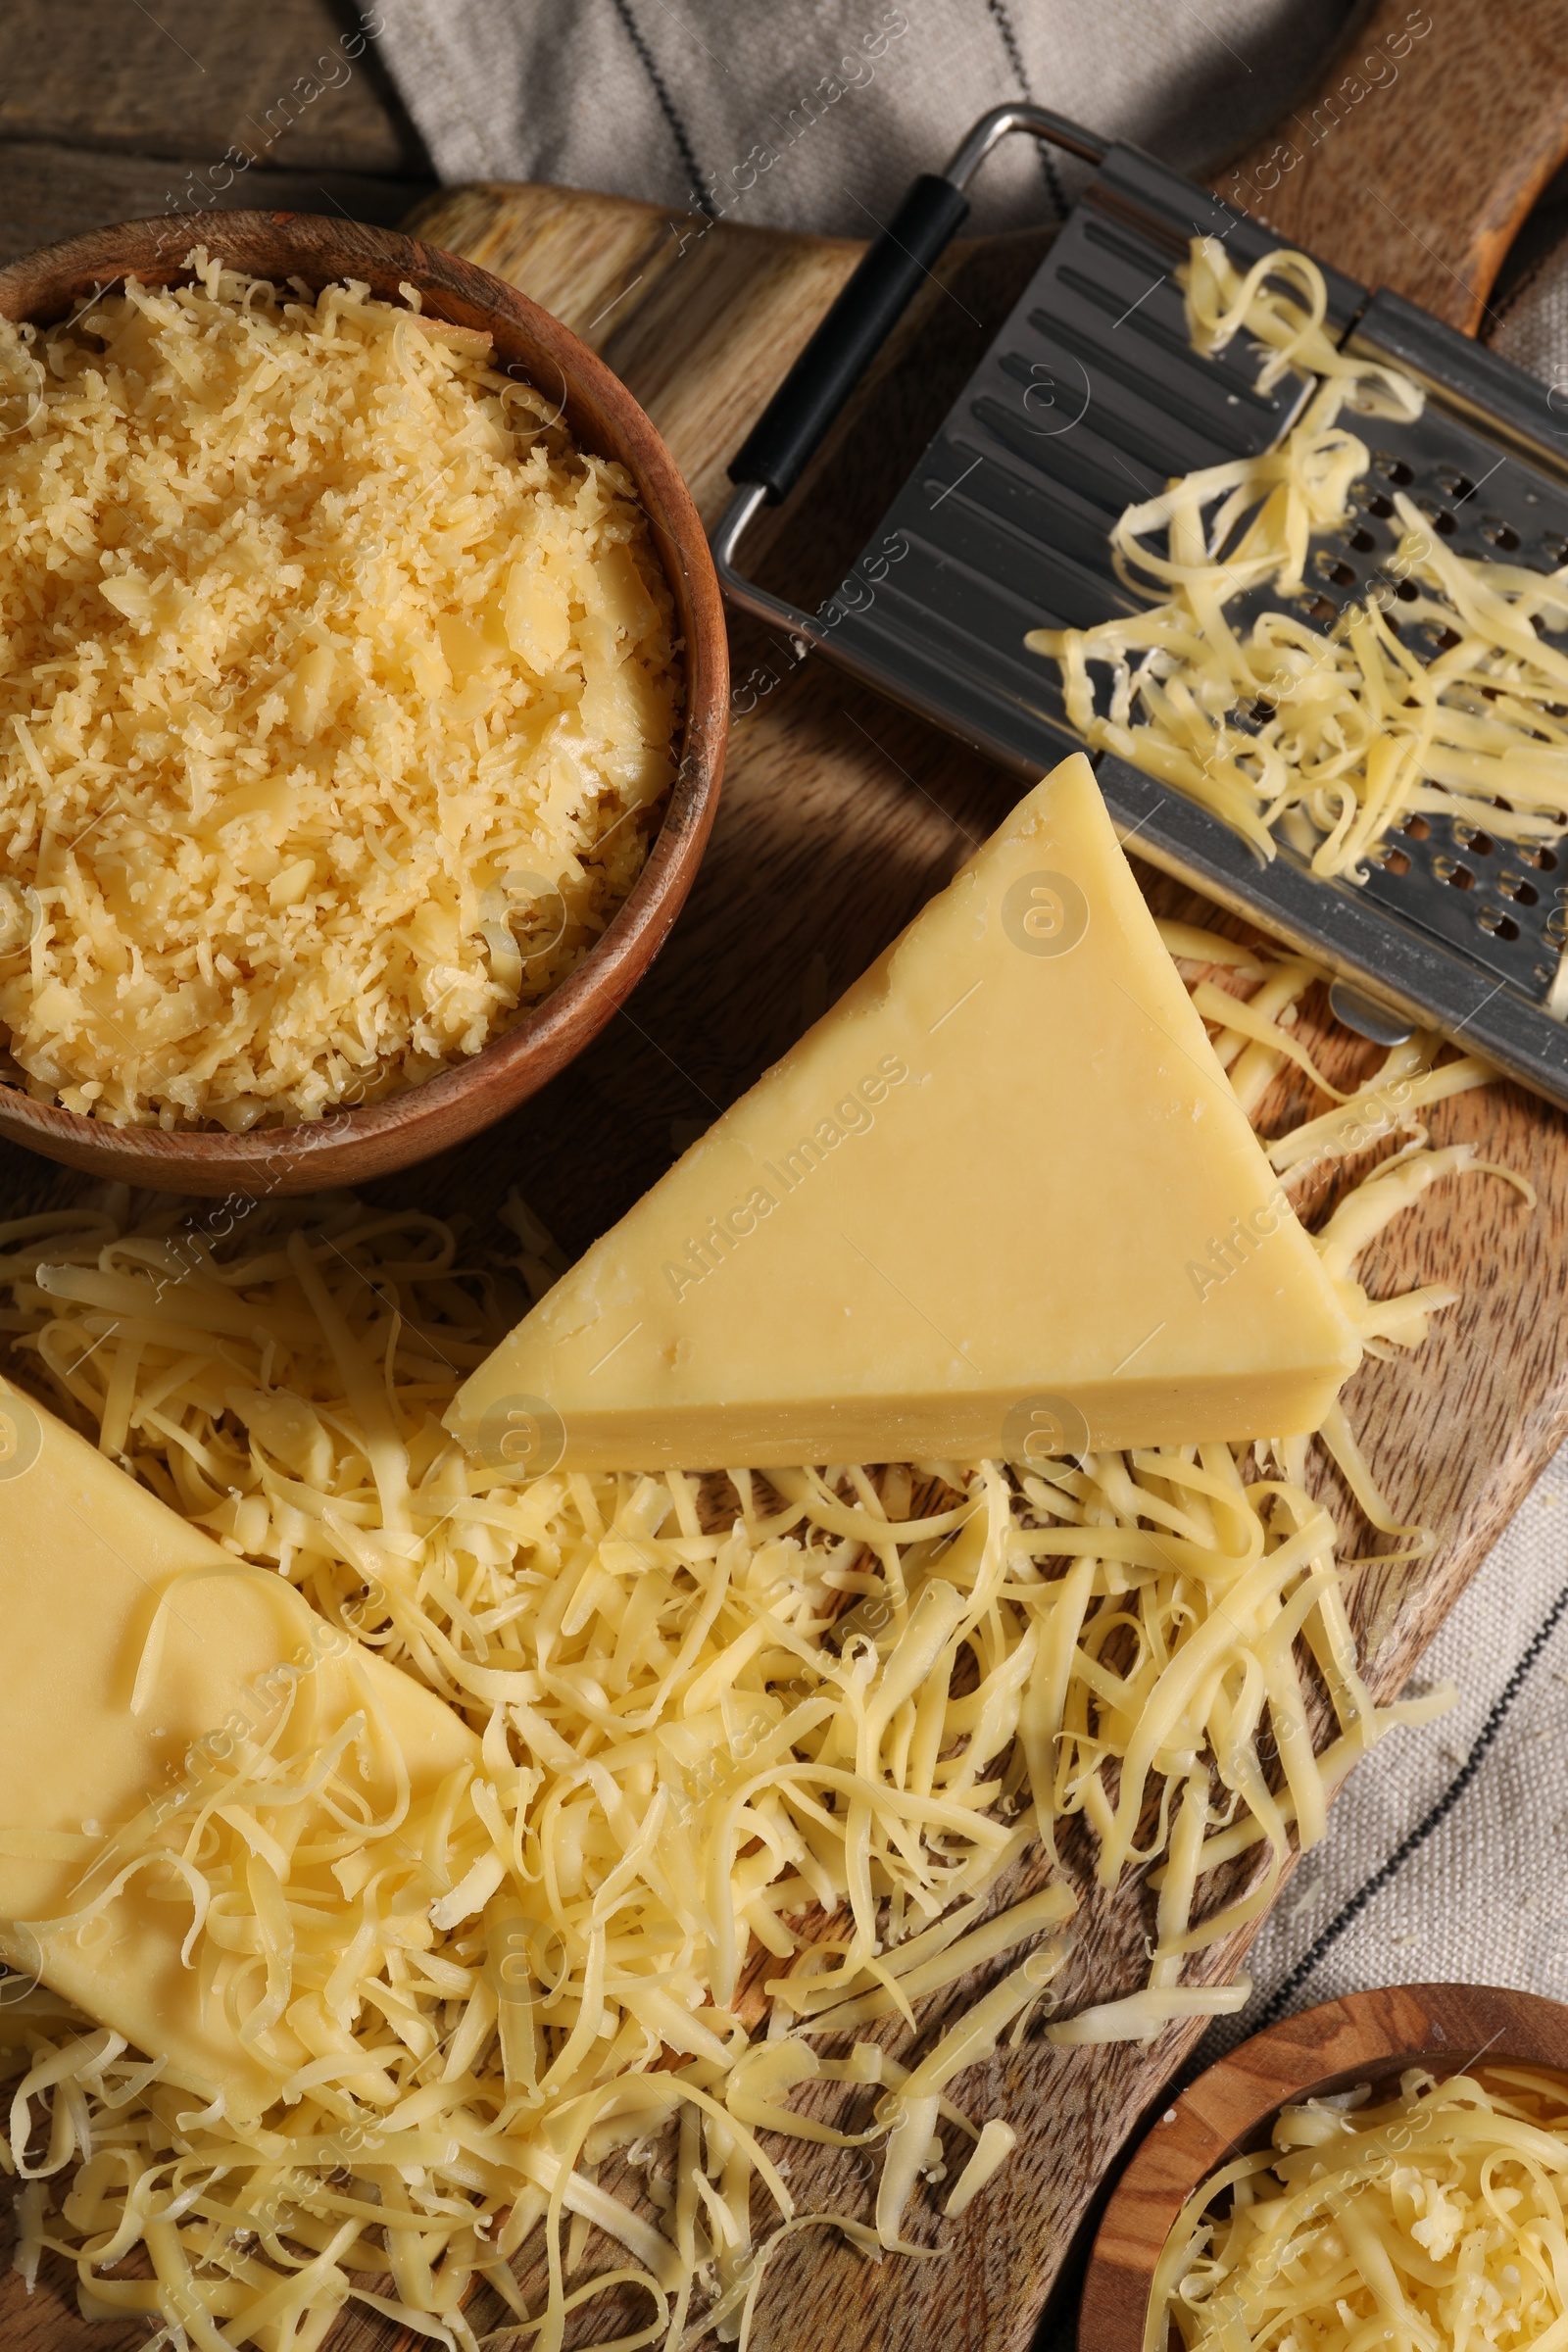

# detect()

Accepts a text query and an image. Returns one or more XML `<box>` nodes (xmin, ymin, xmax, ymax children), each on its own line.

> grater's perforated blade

<box><xmin>817</xmin><ymin>144</ymin><xmax>1568</xmax><ymax>1108</ymax></box>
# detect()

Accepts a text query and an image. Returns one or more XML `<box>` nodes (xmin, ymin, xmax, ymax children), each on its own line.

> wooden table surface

<box><xmin>0</xmin><ymin>0</ymin><xmax>435</xmax><ymax>263</ymax></box>
<box><xmin>5</xmin><ymin>10</ymin><xmax>1568</xmax><ymax>2351</ymax></box>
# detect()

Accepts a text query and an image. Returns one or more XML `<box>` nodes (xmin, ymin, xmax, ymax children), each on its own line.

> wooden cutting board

<box><xmin>6</xmin><ymin>2</ymin><xmax>1568</xmax><ymax>2346</ymax></box>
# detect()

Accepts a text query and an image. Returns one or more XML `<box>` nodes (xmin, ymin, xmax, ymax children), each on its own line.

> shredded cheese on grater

<box><xmin>1026</xmin><ymin>238</ymin><xmax>1568</xmax><ymax>895</ymax></box>
<box><xmin>1153</xmin><ymin>2065</ymin><xmax>1568</xmax><ymax>2351</ymax></box>
<box><xmin>0</xmin><ymin>944</ymin><xmax>1525</xmax><ymax>2349</ymax></box>
<box><xmin>0</xmin><ymin>249</ymin><xmax>681</xmax><ymax>1130</ymax></box>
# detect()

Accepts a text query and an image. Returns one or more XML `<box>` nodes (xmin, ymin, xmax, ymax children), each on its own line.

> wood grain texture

<box><xmin>5</xmin><ymin>88</ymin><xmax>1568</xmax><ymax>2352</ymax></box>
<box><xmin>0</xmin><ymin>211</ymin><xmax>727</xmax><ymax>1195</ymax></box>
<box><xmin>401</xmin><ymin>180</ymin><xmax>868</xmax><ymax>526</ymax></box>
<box><xmin>0</xmin><ymin>139</ymin><xmax>433</xmax><ymax>269</ymax></box>
<box><xmin>1219</xmin><ymin>0</ymin><xmax>1568</xmax><ymax>331</ymax></box>
<box><xmin>0</xmin><ymin>0</ymin><xmax>435</xmax><ymax>269</ymax></box>
<box><xmin>1081</xmin><ymin>1982</ymin><xmax>1568</xmax><ymax>2348</ymax></box>
<box><xmin>0</xmin><ymin>0</ymin><xmax>427</xmax><ymax>179</ymax></box>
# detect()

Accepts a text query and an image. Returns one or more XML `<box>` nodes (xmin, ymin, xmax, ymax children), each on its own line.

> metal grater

<box><xmin>711</xmin><ymin>105</ymin><xmax>1568</xmax><ymax>1105</ymax></box>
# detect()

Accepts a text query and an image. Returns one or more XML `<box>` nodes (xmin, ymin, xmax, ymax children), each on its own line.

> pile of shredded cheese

<box><xmin>1153</xmin><ymin>2064</ymin><xmax>1568</xmax><ymax>2350</ymax></box>
<box><xmin>0</xmin><ymin>249</ymin><xmax>680</xmax><ymax>1129</ymax></box>
<box><xmin>0</xmin><ymin>940</ymin><xmax>1526</xmax><ymax>2349</ymax></box>
<box><xmin>1027</xmin><ymin>238</ymin><xmax>1568</xmax><ymax>886</ymax></box>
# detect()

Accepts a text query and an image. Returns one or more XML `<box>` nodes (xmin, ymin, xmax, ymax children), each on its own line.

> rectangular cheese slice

<box><xmin>448</xmin><ymin>755</ymin><xmax>1360</xmax><ymax>1470</ymax></box>
<box><xmin>0</xmin><ymin>1383</ymin><xmax>475</xmax><ymax>2109</ymax></box>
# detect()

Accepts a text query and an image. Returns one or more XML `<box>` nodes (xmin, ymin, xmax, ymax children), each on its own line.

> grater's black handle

<box><xmin>728</xmin><ymin>173</ymin><xmax>971</xmax><ymax>505</ymax></box>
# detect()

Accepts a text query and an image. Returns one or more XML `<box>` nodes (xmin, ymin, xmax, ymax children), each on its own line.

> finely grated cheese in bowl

<box><xmin>0</xmin><ymin>248</ymin><xmax>682</xmax><ymax>1131</ymax></box>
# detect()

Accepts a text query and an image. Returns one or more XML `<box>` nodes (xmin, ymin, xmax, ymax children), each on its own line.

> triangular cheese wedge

<box><xmin>0</xmin><ymin>1384</ymin><xmax>476</xmax><ymax>2107</ymax></box>
<box><xmin>449</xmin><ymin>756</ymin><xmax>1359</xmax><ymax>1470</ymax></box>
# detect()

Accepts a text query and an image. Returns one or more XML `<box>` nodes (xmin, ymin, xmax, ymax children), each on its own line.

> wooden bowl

<box><xmin>1080</xmin><ymin>1982</ymin><xmax>1568</xmax><ymax>2350</ymax></box>
<box><xmin>0</xmin><ymin>214</ymin><xmax>728</xmax><ymax>1197</ymax></box>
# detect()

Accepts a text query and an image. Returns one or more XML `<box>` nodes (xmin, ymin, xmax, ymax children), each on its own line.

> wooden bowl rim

<box><xmin>0</xmin><ymin>210</ymin><xmax>728</xmax><ymax>1194</ymax></box>
<box><xmin>1079</xmin><ymin>1980</ymin><xmax>1568</xmax><ymax>2351</ymax></box>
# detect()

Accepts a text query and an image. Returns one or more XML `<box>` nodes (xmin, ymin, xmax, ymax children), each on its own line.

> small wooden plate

<box><xmin>1079</xmin><ymin>1982</ymin><xmax>1568</xmax><ymax>2350</ymax></box>
<box><xmin>0</xmin><ymin>213</ymin><xmax>728</xmax><ymax>1196</ymax></box>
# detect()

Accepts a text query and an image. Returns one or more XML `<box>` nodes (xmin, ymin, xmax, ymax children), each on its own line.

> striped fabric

<box><xmin>368</xmin><ymin>0</ymin><xmax>1350</xmax><ymax>238</ymax></box>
